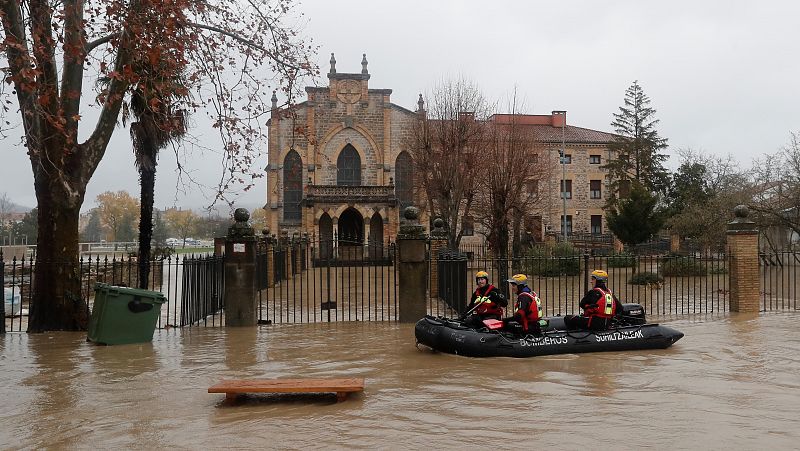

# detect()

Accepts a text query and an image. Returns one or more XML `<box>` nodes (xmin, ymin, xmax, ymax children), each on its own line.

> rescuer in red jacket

<box><xmin>462</xmin><ymin>271</ymin><xmax>507</xmax><ymax>329</ymax></box>
<box><xmin>502</xmin><ymin>274</ymin><xmax>544</xmax><ymax>335</ymax></box>
<box><xmin>565</xmin><ymin>269</ymin><xmax>624</xmax><ymax>330</ymax></box>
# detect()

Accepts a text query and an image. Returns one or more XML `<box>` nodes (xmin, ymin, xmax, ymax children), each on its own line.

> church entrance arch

<box><xmin>318</xmin><ymin>213</ymin><xmax>333</xmax><ymax>260</ymax></box>
<box><xmin>338</xmin><ymin>207</ymin><xmax>363</xmax><ymax>261</ymax></box>
<box><xmin>368</xmin><ymin>213</ymin><xmax>384</xmax><ymax>259</ymax></box>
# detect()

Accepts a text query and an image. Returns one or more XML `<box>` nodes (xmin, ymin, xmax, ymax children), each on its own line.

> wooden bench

<box><xmin>208</xmin><ymin>378</ymin><xmax>365</xmax><ymax>403</ymax></box>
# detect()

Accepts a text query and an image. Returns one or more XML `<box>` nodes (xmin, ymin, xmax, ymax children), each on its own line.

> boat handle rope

<box><xmin>496</xmin><ymin>325</ymin><xmax>645</xmax><ymax>344</ymax></box>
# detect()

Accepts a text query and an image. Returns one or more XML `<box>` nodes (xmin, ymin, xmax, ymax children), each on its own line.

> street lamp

<box><xmin>560</xmin><ymin>112</ymin><xmax>567</xmax><ymax>240</ymax></box>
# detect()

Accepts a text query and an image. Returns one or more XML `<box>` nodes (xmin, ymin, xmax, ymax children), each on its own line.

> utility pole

<box><xmin>561</xmin><ymin>112</ymin><xmax>567</xmax><ymax>240</ymax></box>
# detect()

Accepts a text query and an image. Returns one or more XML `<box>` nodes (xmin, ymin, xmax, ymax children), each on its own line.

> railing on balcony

<box><xmin>305</xmin><ymin>185</ymin><xmax>397</xmax><ymax>205</ymax></box>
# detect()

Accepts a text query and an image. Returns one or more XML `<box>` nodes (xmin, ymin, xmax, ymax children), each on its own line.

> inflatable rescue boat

<box><xmin>415</xmin><ymin>304</ymin><xmax>684</xmax><ymax>358</ymax></box>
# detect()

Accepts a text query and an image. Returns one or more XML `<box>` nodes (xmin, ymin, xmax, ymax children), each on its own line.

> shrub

<box><xmin>607</xmin><ymin>252</ymin><xmax>636</xmax><ymax>268</ymax></box>
<box><xmin>661</xmin><ymin>256</ymin><xmax>705</xmax><ymax>276</ymax></box>
<box><xmin>523</xmin><ymin>243</ymin><xmax>580</xmax><ymax>277</ymax></box>
<box><xmin>629</xmin><ymin>271</ymin><xmax>663</xmax><ymax>285</ymax></box>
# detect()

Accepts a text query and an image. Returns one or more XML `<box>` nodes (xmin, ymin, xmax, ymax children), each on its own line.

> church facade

<box><xmin>265</xmin><ymin>54</ymin><xmax>419</xmax><ymax>257</ymax></box>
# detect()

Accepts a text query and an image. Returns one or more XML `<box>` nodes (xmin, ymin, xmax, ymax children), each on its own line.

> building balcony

<box><xmin>304</xmin><ymin>185</ymin><xmax>397</xmax><ymax>206</ymax></box>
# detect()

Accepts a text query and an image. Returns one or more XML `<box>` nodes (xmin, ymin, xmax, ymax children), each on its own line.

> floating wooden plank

<box><xmin>208</xmin><ymin>378</ymin><xmax>365</xmax><ymax>402</ymax></box>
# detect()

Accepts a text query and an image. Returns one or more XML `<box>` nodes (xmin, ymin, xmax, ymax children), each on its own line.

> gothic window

<box><xmin>283</xmin><ymin>150</ymin><xmax>302</xmax><ymax>222</ymax></box>
<box><xmin>396</xmin><ymin>151</ymin><xmax>414</xmax><ymax>209</ymax></box>
<box><xmin>337</xmin><ymin>144</ymin><xmax>361</xmax><ymax>186</ymax></box>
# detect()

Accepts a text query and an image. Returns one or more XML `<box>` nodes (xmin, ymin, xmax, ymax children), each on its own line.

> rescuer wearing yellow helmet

<box><xmin>502</xmin><ymin>274</ymin><xmax>544</xmax><ymax>335</ymax></box>
<box><xmin>564</xmin><ymin>269</ymin><xmax>624</xmax><ymax>330</ymax></box>
<box><xmin>462</xmin><ymin>270</ymin><xmax>507</xmax><ymax>329</ymax></box>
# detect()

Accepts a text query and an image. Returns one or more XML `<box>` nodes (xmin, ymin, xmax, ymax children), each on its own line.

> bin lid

<box><xmin>94</xmin><ymin>282</ymin><xmax>167</xmax><ymax>302</ymax></box>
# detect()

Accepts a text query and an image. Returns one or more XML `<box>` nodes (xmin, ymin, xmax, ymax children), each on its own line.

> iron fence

<box><xmin>429</xmin><ymin>251</ymin><xmax>731</xmax><ymax>318</ymax></box>
<box><xmin>257</xmin><ymin>239</ymin><xmax>398</xmax><ymax>324</ymax></box>
<box><xmin>760</xmin><ymin>251</ymin><xmax>800</xmax><ymax>311</ymax></box>
<box><xmin>2</xmin><ymin>251</ymin><xmax>225</xmax><ymax>333</ymax></box>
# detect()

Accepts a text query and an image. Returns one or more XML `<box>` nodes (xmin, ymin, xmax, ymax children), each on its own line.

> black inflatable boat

<box><xmin>415</xmin><ymin>304</ymin><xmax>684</xmax><ymax>358</ymax></box>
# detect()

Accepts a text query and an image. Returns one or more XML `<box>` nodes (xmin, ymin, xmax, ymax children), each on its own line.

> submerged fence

<box><xmin>256</xmin><ymin>239</ymin><xmax>398</xmax><ymax>324</ymax></box>
<box><xmin>2</xmin><ymin>252</ymin><xmax>225</xmax><ymax>333</ymax></box>
<box><xmin>430</xmin><ymin>251</ymin><xmax>732</xmax><ymax>318</ymax></box>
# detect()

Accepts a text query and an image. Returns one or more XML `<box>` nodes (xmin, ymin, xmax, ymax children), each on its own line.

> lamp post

<box><xmin>561</xmin><ymin>114</ymin><xmax>567</xmax><ymax>241</ymax></box>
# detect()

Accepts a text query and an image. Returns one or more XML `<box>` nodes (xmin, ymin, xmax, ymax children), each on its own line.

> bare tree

<box><xmin>408</xmin><ymin>78</ymin><xmax>491</xmax><ymax>248</ymax></box>
<box><xmin>749</xmin><ymin>132</ymin><xmax>800</xmax><ymax>249</ymax></box>
<box><xmin>0</xmin><ymin>0</ymin><xmax>316</xmax><ymax>331</ymax></box>
<box><xmin>473</xmin><ymin>95</ymin><xmax>549</xmax><ymax>260</ymax></box>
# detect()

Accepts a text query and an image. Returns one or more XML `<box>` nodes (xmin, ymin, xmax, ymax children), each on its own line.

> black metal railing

<box><xmin>428</xmin><ymin>251</ymin><xmax>731</xmax><ymax>318</ymax></box>
<box><xmin>2</xmin><ymin>251</ymin><xmax>225</xmax><ymax>333</ymax></box>
<box><xmin>760</xmin><ymin>251</ymin><xmax>800</xmax><ymax>311</ymax></box>
<box><xmin>257</xmin><ymin>239</ymin><xmax>398</xmax><ymax>324</ymax></box>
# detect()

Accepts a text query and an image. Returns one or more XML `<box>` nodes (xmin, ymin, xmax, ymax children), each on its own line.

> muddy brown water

<box><xmin>2</xmin><ymin>313</ymin><xmax>800</xmax><ymax>449</ymax></box>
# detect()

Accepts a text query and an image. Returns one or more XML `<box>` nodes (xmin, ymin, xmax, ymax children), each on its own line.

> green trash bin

<box><xmin>88</xmin><ymin>283</ymin><xmax>167</xmax><ymax>345</ymax></box>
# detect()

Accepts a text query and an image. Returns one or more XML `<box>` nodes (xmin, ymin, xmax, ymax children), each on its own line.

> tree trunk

<box><xmin>27</xmin><ymin>185</ymin><xmax>89</xmax><ymax>332</ymax></box>
<box><xmin>138</xmin><ymin>167</ymin><xmax>156</xmax><ymax>289</ymax></box>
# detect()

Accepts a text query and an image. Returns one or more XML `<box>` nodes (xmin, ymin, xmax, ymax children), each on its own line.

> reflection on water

<box><xmin>2</xmin><ymin>314</ymin><xmax>800</xmax><ymax>449</ymax></box>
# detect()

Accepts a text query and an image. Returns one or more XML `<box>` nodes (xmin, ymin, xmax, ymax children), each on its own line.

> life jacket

<box><xmin>516</xmin><ymin>291</ymin><xmax>542</xmax><ymax>331</ymax></box>
<box><xmin>585</xmin><ymin>287</ymin><xmax>616</xmax><ymax>319</ymax></box>
<box><xmin>471</xmin><ymin>284</ymin><xmax>504</xmax><ymax>317</ymax></box>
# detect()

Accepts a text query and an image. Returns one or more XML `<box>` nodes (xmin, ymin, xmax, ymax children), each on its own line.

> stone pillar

<box><xmin>428</xmin><ymin>218</ymin><xmax>448</xmax><ymax>299</ymax></box>
<box><xmin>727</xmin><ymin>205</ymin><xmax>760</xmax><ymax>313</ymax></box>
<box><xmin>397</xmin><ymin>207</ymin><xmax>428</xmax><ymax>323</ymax></box>
<box><xmin>224</xmin><ymin>208</ymin><xmax>258</xmax><ymax>326</ymax></box>
<box><xmin>266</xmin><ymin>232</ymin><xmax>275</xmax><ymax>288</ymax></box>
<box><xmin>670</xmin><ymin>232</ymin><xmax>680</xmax><ymax>253</ymax></box>
<box><xmin>214</xmin><ymin>237</ymin><xmax>225</xmax><ymax>256</ymax></box>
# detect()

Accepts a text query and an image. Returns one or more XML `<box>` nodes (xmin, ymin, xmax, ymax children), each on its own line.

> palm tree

<box><xmin>125</xmin><ymin>76</ymin><xmax>187</xmax><ymax>289</ymax></box>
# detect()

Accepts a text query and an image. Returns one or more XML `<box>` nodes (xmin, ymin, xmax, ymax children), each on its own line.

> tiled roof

<box><xmin>522</xmin><ymin>124</ymin><xmax>618</xmax><ymax>144</ymax></box>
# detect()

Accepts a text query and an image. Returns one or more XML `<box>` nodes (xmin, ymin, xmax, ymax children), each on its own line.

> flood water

<box><xmin>2</xmin><ymin>313</ymin><xmax>800</xmax><ymax>449</ymax></box>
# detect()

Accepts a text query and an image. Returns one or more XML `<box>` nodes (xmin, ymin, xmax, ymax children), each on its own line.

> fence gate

<box><xmin>257</xmin><ymin>239</ymin><xmax>398</xmax><ymax>323</ymax></box>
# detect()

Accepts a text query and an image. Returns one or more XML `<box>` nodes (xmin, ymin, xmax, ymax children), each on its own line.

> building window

<box><xmin>337</xmin><ymin>144</ymin><xmax>361</xmax><ymax>186</ymax></box>
<box><xmin>527</xmin><ymin>180</ymin><xmax>538</xmax><ymax>195</ymax></box>
<box><xmin>462</xmin><ymin>215</ymin><xmax>474</xmax><ymax>236</ymax></box>
<box><xmin>283</xmin><ymin>150</ymin><xmax>303</xmax><ymax>222</ymax></box>
<box><xmin>590</xmin><ymin>180</ymin><xmax>602</xmax><ymax>199</ymax></box>
<box><xmin>560</xmin><ymin>180</ymin><xmax>572</xmax><ymax>199</ymax></box>
<box><xmin>396</xmin><ymin>151</ymin><xmax>414</xmax><ymax>209</ymax></box>
<box><xmin>560</xmin><ymin>215</ymin><xmax>573</xmax><ymax>236</ymax></box>
<box><xmin>589</xmin><ymin>155</ymin><xmax>601</xmax><ymax>164</ymax></box>
<box><xmin>560</xmin><ymin>153</ymin><xmax>572</xmax><ymax>164</ymax></box>
<box><xmin>591</xmin><ymin>215</ymin><xmax>602</xmax><ymax>235</ymax></box>
<box><xmin>618</xmin><ymin>180</ymin><xmax>631</xmax><ymax>199</ymax></box>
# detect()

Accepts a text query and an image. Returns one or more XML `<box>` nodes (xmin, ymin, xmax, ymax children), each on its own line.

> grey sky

<box><xmin>1</xmin><ymin>0</ymin><xmax>798</xmax><ymax>213</ymax></box>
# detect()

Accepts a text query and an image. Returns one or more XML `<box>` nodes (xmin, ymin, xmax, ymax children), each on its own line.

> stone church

<box><xmin>265</xmin><ymin>54</ymin><xmax>419</xmax><ymax>258</ymax></box>
<box><xmin>265</xmin><ymin>53</ymin><xmax>619</xmax><ymax>256</ymax></box>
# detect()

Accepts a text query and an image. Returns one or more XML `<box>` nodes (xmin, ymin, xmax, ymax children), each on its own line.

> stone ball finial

<box><xmin>234</xmin><ymin>208</ymin><xmax>250</xmax><ymax>222</ymax></box>
<box><xmin>734</xmin><ymin>205</ymin><xmax>749</xmax><ymax>218</ymax></box>
<box><xmin>433</xmin><ymin>218</ymin><xmax>444</xmax><ymax>229</ymax></box>
<box><xmin>262</xmin><ymin>228</ymin><xmax>269</xmax><ymax>236</ymax></box>
<box><xmin>403</xmin><ymin>206</ymin><xmax>419</xmax><ymax>221</ymax></box>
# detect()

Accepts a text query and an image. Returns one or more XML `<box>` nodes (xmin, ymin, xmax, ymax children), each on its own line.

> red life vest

<box><xmin>471</xmin><ymin>284</ymin><xmax>504</xmax><ymax>317</ymax></box>
<box><xmin>516</xmin><ymin>291</ymin><xmax>542</xmax><ymax>331</ymax></box>
<box><xmin>585</xmin><ymin>287</ymin><xmax>617</xmax><ymax>319</ymax></box>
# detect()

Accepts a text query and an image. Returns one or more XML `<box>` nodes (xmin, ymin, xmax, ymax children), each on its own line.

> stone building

<box><xmin>265</xmin><ymin>54</ymin><xmax>618</xmax><ymax>254</ymax></box>
<box><xmin>485</xmin><ymin>112</ymin><xmax>617</xmax><ymax>240</ymax></box>
<box><xmin>265</xmin><ymin>54</ymin><xmax>420</xmax><ymax>258</ymax></box>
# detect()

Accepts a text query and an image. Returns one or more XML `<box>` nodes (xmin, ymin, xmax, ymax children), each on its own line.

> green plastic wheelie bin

<box><xmin>87</xmin><ymin>283</ymin><xmax>166</xmax><ymax>345</ymax></box>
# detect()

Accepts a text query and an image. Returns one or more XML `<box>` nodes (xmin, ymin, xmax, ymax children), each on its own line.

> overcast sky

<box><xmin>1</xmin><ymin>0</ymin><xmax>798</xmax><ymax>213</ymax></box>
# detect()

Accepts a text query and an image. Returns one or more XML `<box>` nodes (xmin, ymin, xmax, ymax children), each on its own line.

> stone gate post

<box><xmin>397</xmin><ymin>207</ymin><xmax>428</xmax><ymax>322</ymax></box>
<box><xmin>428</xmin><ymin>218</ymin><xmax>448</xmax><ymax>300</ymax></box>
<box><xmin>224</xmin><ymin>208</ymin><xmax>258</xmax><ymax>326</ymax></box>
<box><xmin>726</xmin><ymin>205</ymin><xmax>760</xmax><ymax>313</ymax></box>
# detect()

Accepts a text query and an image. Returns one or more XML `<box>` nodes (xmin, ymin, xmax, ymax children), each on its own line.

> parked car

<box><xmin>165</xmin><ymin>238</ymin><xmax>180</xmax><ymax>247</ymax></box>
<box><xmin>4</xmin><ymin>286</ymin><xmax>22</xmax><ymax>317</ymax></box>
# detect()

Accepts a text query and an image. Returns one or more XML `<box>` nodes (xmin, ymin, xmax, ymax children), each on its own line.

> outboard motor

<box><xmin>618</xmin><ymin>303</ymin><xmax>646</xmax><ymax>325</ymax></box>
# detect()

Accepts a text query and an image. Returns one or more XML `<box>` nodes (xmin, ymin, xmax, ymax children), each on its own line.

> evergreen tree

<box><xmin>604</xmin><ymin>81</ymin><xmax>669</xmax><ymax>201</ymax></box>
<box><xmin>81</xmin><ymin>209</ymin><xmax>104</xmax><ymax>242</ymax></box>
<box><xmin>606</xmin><ymin>183</ymin><xmax>664</xmax><ymax>248</ymax></box>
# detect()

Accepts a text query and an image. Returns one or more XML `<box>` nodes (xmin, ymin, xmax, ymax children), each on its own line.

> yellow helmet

<box><xmin>591</xmin><ymin>269</ymin><xmax>608</xmax><ymax>281</ymax></box>
<box><xmin>475</xmin><ymin>271</ymin><xmax>489</xmax><ymax>281</ymax></box>
<box><xmin>507</xmin><ymin>274</ymin><xmax>529</xmax><ymax>286</ymax></box>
